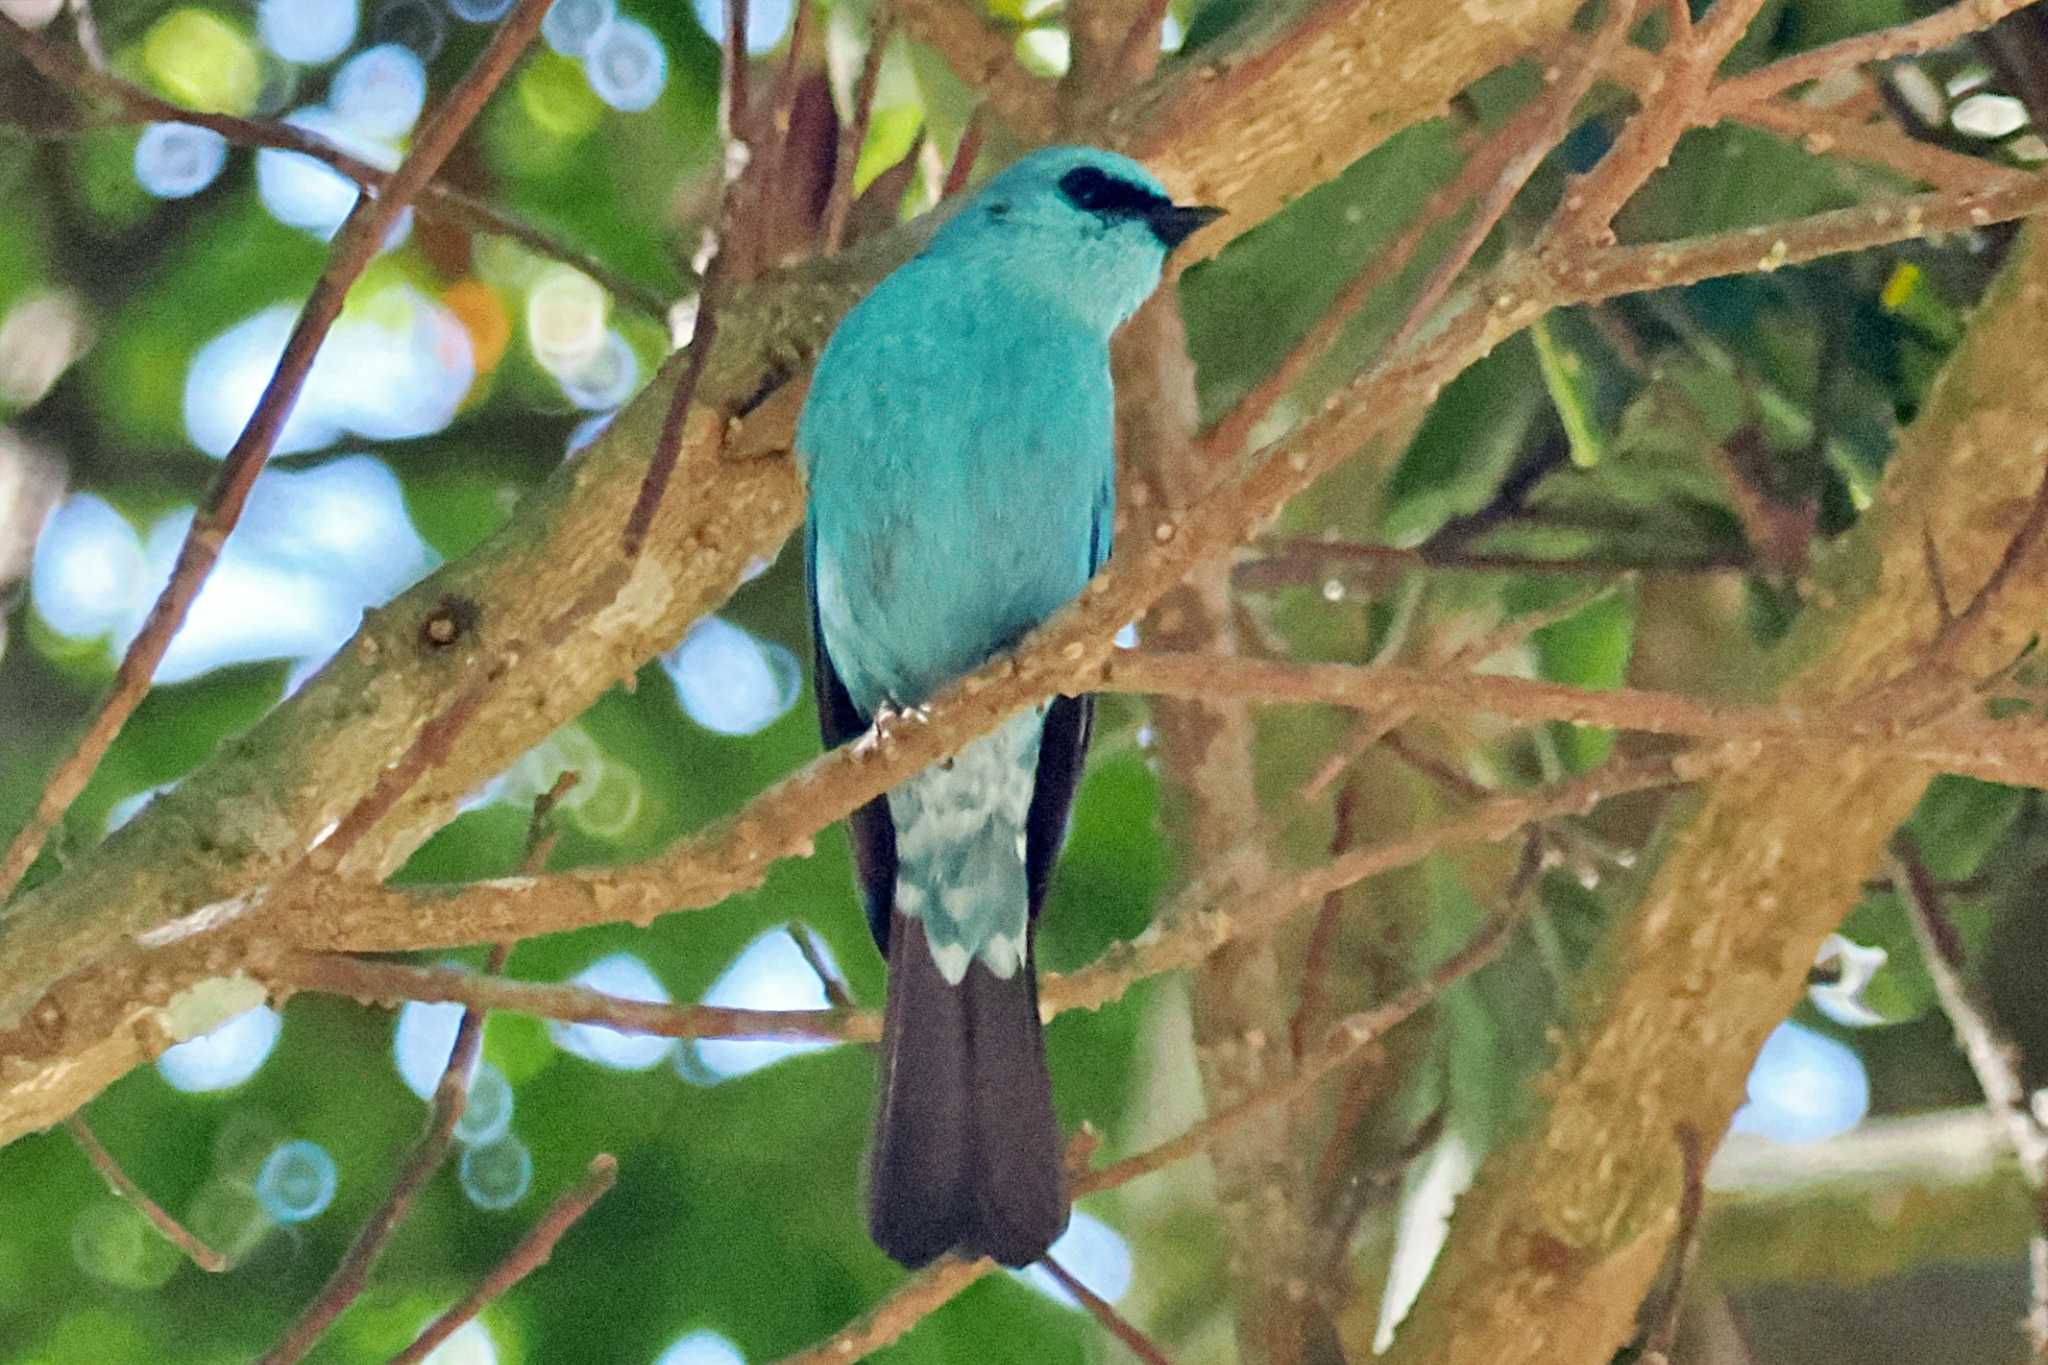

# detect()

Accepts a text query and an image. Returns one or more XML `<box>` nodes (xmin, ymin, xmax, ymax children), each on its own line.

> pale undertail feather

<box><xmin>869</xmin><ymin>714</ymin><xmax>1065</xmax><ymax>1267</ymax></box>
<box><xmin>869</xmin><ymin>912</ymin><xmax>1066</xmax><ymax>1268</ymax></box>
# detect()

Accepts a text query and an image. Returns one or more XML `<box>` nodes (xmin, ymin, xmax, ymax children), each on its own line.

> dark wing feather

<box><xmin>1024</xmin><ymin>472</ymin><xmax>1111</xmax><ymax>918</ymax></box>
<box><xmin>806</xmin><ymin>522</ymin><xmax>898</xmax><ymax>953</ymax></box>
<box><xmin>1025</xmin><ymin>694</ymin><xmax>1092</xmax><ymax>917</ymax></box>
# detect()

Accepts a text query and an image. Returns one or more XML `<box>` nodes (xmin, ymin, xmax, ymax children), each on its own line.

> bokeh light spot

<box><xmin>254</xmin><ymin>1139</ymin><xmax>339</xmax><ymax>1222</ymax></box>
<box><xmin>442</xmin><ymin>279</ymin><xmax>512</xmax><ymax>375</ymax></box>
<box><xmin>417</xmin><ymin>1317</ymin><xmax>500</xmax><ymax>1365</ymax></box>
<box><xmin>547</xmin><ymin>952</ymin><xmax>675</xmax><ymax>1070</ymax></box>
<box><xmin>541</xmin><ymin>0</ymin><xmax>613</xmax><ymax>56</ymax></box>
<box><xmin>71</xmin><ymin>1202</ymin><xmax>181</xmax><ymax>1290</ymax></box>
<box><xmin>144</xmin><ymin>9</ymin><xmax>263</xmax><ymax>115</ymax></box>
<box><xmin>31</xmin><ymin>494</ymin><xmax>143</xmax><ymax>641</ymax></box>
<box><xmin>1953</xmin><ymin>92</ymin><xmax>2029</xmax><ymax>140</ymax></box>
<box><xmin>1014</xmin><ymin>1211</ymin><xmax>1133</xmax><ymax>1308</ymax></box>
<box><xmin>258</xmin><ymin>0</ymin><xmax>358</xmax><ymax>63</ymax></box>
<box><xmin>689</xmin><ymin>930</ymin><xmax>836</xmax><ymax>1082</ymax></box>
<box><xmin>255</xmin><ymin>105</ymin><xmax>398</xmax><ymax>239</ymax></box>
<box><xmin>656</xmin><ymin>1328</ymin><xmax>746</xmax><ymax>1365</ymax></box>
<box><xmin>157</xmin><ymin>1005</ymin><xmax>282</xmax><ymax>1093</ymax></box>
<box><xmin>660</xmin><ymin>616</ymin><xmax>802</xmax><ymax>736</ymax></box>
<box><xmin>394</xmin><ymin>997</ymin><xmax>465</xmax><ymax>1099</ymax></box>
<box><xmin>454</xmin><ymin>1062</ymin><xmax>516</xmax><ymax>1146</ymax></box>
<box><xmin>372</xmin><ymin>0</ymin><xmax>448</xmax><ymax>58</ymax></box>
<box><xmin>185</xmin><ymin>293</ymin><xmax>471</xmax><ymax>456</ymax></box>
<box><xmin>330</xmin><ymin>43</ymin><xmax>429</xmax><ymax>138</ymax></box>
<box><xmin>1729</xmin><ymin>1021</ymin><xmax>1869</xmax><ymax>1144</ymax></box>
<box><xmin>554</xmin><ymin>328</ymin><xmax>639</xmax><ymax>409</ymax></box>
<box><xmin>584</xmin><ymin>17</ymin><xmax>667</xmax><ymax>113</ymax></box>
<box><xmin>0</xmin><ymin>0</ymin><xmax>63</xmax><ymax>28</ymax></box>
<box><xmin>458</xmin><ymin>1135</ymin><xmax>534</xmax><ymax>1209</ymax></box>
<box><xmin>516</xmin><ymin>50</ymin><xmax>607</xmax><ymax>138</ymax></box>
<box><xmin>184</xmin><ymin>1178</ymin><xmax>274</xmax><ymax>1264</ymax></box>
<box><xmin>525</xmin><ymin>265</ymin><xmax>608</xmax><ymax>372</ymax></box>
<box><xmin>134</xmin><ymin>122</ymin><xmax>230</xmax><ymax>199</ymax></box>
<box><xmin>691</xmin><ymin>0</ymin><xmax>790</xmax><ymax>53</ymax></box>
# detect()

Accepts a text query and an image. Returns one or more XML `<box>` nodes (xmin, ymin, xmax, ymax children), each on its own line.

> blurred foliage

<box><xmin>4</xmin><ymin>0</ymin><xmax>2048</xmax><ymax>1360</ymax></box>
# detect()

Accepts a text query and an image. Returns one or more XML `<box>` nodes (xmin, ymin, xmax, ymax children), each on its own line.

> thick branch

<box><xmin>0</xmin><ymin>0</ymin><xmax>1591</xmax><ymax>1143</ymax></box>
<box><xmin>1380</xmin><ymin>228</ymin><xmax>2048</xmax><ymax>1365</ymax></box>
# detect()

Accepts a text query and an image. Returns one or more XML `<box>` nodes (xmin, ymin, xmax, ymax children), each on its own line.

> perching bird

<box><xmin>798</xmin><ymin>146</ymin><xmax>1220</xmax><ymax>1269</ymax></box>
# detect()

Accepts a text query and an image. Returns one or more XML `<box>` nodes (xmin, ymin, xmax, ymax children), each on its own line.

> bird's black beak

<box><xmin>1145</xmin><ymin>201</ymin><xmax>1225</xmax><ymax>250</ymax></box>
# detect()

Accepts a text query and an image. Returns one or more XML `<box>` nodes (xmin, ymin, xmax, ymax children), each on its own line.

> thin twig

<box><xmin>1640</xmin><ymin>1125</ymin><xmax>1706</xmax><ymax>1365</ymax></box>
<box><xmin>943</xmin><ymin>102</ymin><xmax>986</xmax><ymax>198</ymax></box>
<box><xmin>1290</xmin><ymin>776</ymin><xmax>1359</xmax><ymax>1064</ymax></box>
<box><xmin>772</xmin><ymin>1256</ymin><xmax>994</xmax><ymax>1364</ymax></box>
<box><xmin>0</xmin><ymin>0</ymin><xmax>553</xmax><ymax>906</ymax></box>
<box><xmin>1234</xmin><ymin>537</ymin><xmax>1749</xmax><ymax>590</ymax></box>
<box><xmin>824</xmin><ymin>0</ymin><xmax>892</xmax><ymax>254</ymax></box>
<box><xmin>788</xmin><ymin>922</ymin><xmax>857</xmax><ymax>1010</ymax></box>
<box><xmin>260</xmin><ymin>781</ymin><xmax>559</xmax><ymax>1364</ymax></box>
<box><xmin>1198</xmin><ymin>81</ymin><xmax>1569</xmax><ymax>460</ymax></box>
<box><xmin>722</xmin><ymin>0</ymin><xmax>752</xmax><ymax>139</ymax></box>
<box><xmin>0</xmin><ymin>15</ymin><xmax>671</xmax><ymax>318</ymax></box>
<box><xmin>1731</xmin><ymin>99</ymin><xmax>2025</xmax><ymax>194</ymax></box>
<box><xmin>1298</xmin><ymin>579</ymin><xmax>1625</xmax><ymax>802</ymax></box>
<box><xmin>1101</xmin><ymin>649</ymin><xmax>2048</xmax><ymax>791</ymax></box>
<box><xmin>389</xmin><ymin>1154</ymin><xmax>619</xmax><ymax>1365</ymax></box>
<box><xmin>1384</xmin><ymin>0</ymin><xmax>1638</xmax><ymax>356</ymax></box>
<box><xmin>300</xmin><ymin>677</ymin><xmax>497</xmax><ymax>879</ymax></box>
<box><xmin>1548</xmin><ymin>0</ymin><xmax>1772</xmax><ymax>247</ymax></box>
<box><xmin>1917</xmin><ymin>456</ymin><xmax>2048</xmax><ymax>679</ymax></box>
<box><xmin>622</xmin><ymin>0</ymin><xmax>771</xmax><ymax>558</ymax></box>
<box><xmin>1710</xmin><ymin>0</ymin><xmax>2048</xmax><ymax>113</ymax></box>
<box><xmin>1074</xmin><ymin>908</ymin><xmax>1516</xmax><ymax>1196</ymax></box>
<box><xmin>258</xmin><ymin>941</ymin><xmax>500</xmax><ymax>1364</ymax></box>
<box><xmin>752</xmin><ymin>0</ymin><xmax>817</xmax><ymax>223</ymax></box>
<box><xmin>65</xmin><ymin>1114</ymin><xmax>228</xmax><ymax>1273</ymax></box>
<box><xmin>1892</xmin><ymin>834</ymin><xmax>2048</xmax><ymax>1355</ymax></box>
<box><xmin>1041</xmin><ymin>1255</ymin><xmax>1175</xmax><ymax>1364</ymax></box>
<box><xmin>520</xmin><ymin>772</ymin><xmax>580</xmax><ymax>875</ymax></box>
<box><xmin>276</xmin><ymin>953</ymin><xmax>880</xmax><ymax>1042</ymax></box>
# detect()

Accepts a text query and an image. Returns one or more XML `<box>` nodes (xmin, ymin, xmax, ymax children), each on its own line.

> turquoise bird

<box><xmin>798</xmin><ymin>146</ymin><xmax>1219</xmax><ymax>1269</ymax></box>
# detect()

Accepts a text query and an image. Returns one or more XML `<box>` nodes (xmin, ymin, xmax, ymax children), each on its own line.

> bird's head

<box><xmin>927</xmin><ymin>145</ymin><xmax>1223</xmax><ymax>333</ymax></box>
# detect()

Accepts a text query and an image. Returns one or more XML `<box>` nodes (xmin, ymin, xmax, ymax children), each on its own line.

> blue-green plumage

<box><xmin>799</xmin><ymin>146</ymin><xmax>1219</xmax><ymax>1269</ymax></box>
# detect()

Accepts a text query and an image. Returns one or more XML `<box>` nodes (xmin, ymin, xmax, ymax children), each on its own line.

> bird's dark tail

<box><xmin>867</xmin><ymin>913</ymin><xmax>1067</xmax><ymax>1269</ymax></box>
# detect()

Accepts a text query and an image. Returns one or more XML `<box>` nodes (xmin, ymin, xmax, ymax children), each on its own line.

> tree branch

<box><xmin>388</xmin><ymin>1153</ymin><xmax>617</xmax><ymax>1365</ymax></box>
<box><xmin>0</xmin><ymin>0</ymin><xmax>555</xmax><ymax>903</ymax></box>
<box><xmin>0</xmin><ymin>0</ymin><xmax>1597</xmax><ymax>1145</ymax></box>
<box><xmin>0</xmin><ymin>14</ymin><xmax>673</xmax><ymax>318</ymax></box>
<box><xmin>1379</xmin><ymin>227</ymin><xmax>2048</xmax><ymax>1365</ymax></box>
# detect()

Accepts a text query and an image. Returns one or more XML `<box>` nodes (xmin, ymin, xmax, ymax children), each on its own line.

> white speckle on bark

<box><xmin>133</xmin><ymin>888</ymin><xmax>267</xmax><ymax>948</ymax></box>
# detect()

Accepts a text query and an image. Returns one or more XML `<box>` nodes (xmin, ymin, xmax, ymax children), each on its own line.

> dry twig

<box><xmin>0</xmin><ymin>0</ymin><xmax>554</xmax><ymax>905</ymax></box>
<box><xmin>824</xmin><ymin>1</ymin><xmax>894</xmax><ymax>253</ymax></box>
<box><xmin>1042</xmin><ymin>1255</ymin><xmax>1176</xmax><ymax>1365</ymax></box>
<box><xmin>0</xmin><ymin>15</ymin><xmax>671</xmax><ymax>317</ymax></box>
<box><xmin>1892</xmin><ymin>835</ymin><xmax>2048</xmax><ymax>1354</ymax></box>
<box><xmin>389</xmin><ymin>1154</ymin><xmax>619</xmax><ymax>1365</ymax></box>
<box><xmin>65</xmin><ymin>1113</ymin><xmax>228</xmax><ymax>1273</ymax></box>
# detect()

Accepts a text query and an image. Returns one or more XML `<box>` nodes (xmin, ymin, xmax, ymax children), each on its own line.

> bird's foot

<box><xmin>852</xmin><ymin>699</ymin><xmax>931</xmax><ymax>758</ymax></box>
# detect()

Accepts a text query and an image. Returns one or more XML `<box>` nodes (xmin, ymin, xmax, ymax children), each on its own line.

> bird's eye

<box><xmin>1057</xmin><ymin>166</ymin><xmax>1169</xmax><ymax>222</ymax></box>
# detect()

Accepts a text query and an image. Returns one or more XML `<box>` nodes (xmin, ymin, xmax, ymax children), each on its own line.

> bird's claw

<box><xmin>852</xmin><ymin>699</ymin><xmax>931</xmax><ymax>758</ymax></box>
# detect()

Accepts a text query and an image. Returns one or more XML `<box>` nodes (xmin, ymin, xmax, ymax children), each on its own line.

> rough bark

<box><xmin>0</xmin><ymin>0</ymin><xmax>1585</xmax><ymax>1144</ymax></box>
<box><xmin>1380</xmin><ymin>229</ymin><xmax>2048</xmax><ymax>1365</ymax></box>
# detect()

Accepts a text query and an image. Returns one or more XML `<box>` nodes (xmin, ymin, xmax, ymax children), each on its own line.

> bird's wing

<box><xmin>807</xmin><ymin>520</ymin><xmax>900</xmax><ymax>953</ymax></box>
<box><xmin>1023</xmin><ymin>461</ymin><xmax>1114</xmax><ymax>919</ymax></box>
